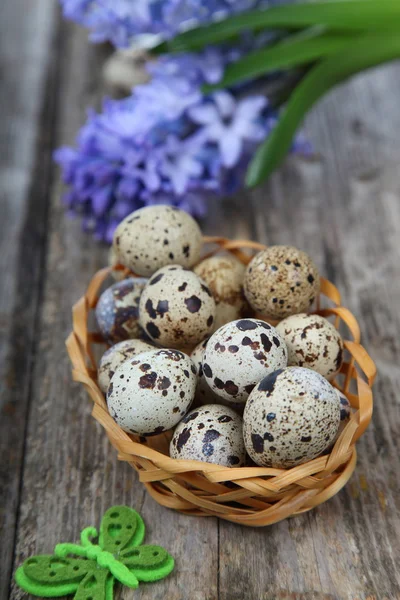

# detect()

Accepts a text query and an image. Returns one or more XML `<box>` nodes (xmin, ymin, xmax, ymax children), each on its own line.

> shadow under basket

<box><xmin>66</xmin><ymin>237</ymin><xmax>376</xmax><ymax>527</ymax></box>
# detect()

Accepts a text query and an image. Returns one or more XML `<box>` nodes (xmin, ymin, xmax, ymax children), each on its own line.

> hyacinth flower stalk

<box><xmin>153</xmin><ymin>0</ymin><xmax>400</xmax><ymax>186</ymax></box>
<box><xmin>55</xmin><ymin>1</ymin><xmax>311</xmax><ymax>242</ymax></box>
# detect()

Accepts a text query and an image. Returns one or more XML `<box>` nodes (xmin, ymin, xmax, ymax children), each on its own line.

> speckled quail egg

<box><xmin>98</xmin><ymin>339</ymin><xmax>155</xmax><ymax>393</ymax></box>
<box><xmin>190</xmin><ymin>339</ymin><xmax>221</xmax><ymax>405</ymax></box>
<box><xmin>333</xmin><ymin>389</ymin><xmax>352</xmax><ymax>440</ymax></box>
<box><xmin>194</xmin><ymin>255</ymin><xmax>249</xmax><ymax>331</ymax></box>
<box><xmin>202</xmin><ymin>318</ymin><xmax>288</xmax><ymax>406</ymax></box>
<box><xmin>107</xmin><ymin>349</ymin><xmax>196</xmax><ymax>436</ymax></box>
<box><xmin>243</xmin><ymin>366</ymin><xmax>340</xmax><ymax>468</ymax></box>
<box><xmin>113</xmin><ymin>205</ymin><xmax>203</xmax><ymax>276</ymax></box>
<box><xmin>170</xmin><ymin>404</ymin><xmax>246</xmax><ymax>467</ymax></box>
<box><xmin>276</xmin><ymin>313</ymin><xmax>344</xmax><ymax>380</ymax></box>
<box><xmin>337</xmin><ymin>390</ymin><xmax>351</xmax><ymax>422</ymax></box>
<box><xmin>324</xmin><ymin>390</ymin><xmax>353</xmax><ymax>452</ymax></box>
<box><xmin>244</xmin><ymin>246</ymin><xmax>320</xmax><ymax>319</ymax></box>
<box><xmin>95</xmin><ymin>277</ymin><xmax>148</xmax><ymax>343</ymax></box>
<box><xmin>139</xmin><ymin>265</ymin><xmax>216</xmax><ymax>348</ymax></box>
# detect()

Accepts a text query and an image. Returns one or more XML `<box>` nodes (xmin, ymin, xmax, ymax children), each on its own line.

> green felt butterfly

<box><xmin>15</xmin><ymin>506</ymin><xmax>174</xmax><ymax>600</ymax></box>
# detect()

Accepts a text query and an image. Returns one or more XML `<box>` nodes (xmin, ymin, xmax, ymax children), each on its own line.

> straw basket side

<box><xmin>66</xmin><ymin>237</ymin><xmax>376</xmax><ymax>527</ymax></box>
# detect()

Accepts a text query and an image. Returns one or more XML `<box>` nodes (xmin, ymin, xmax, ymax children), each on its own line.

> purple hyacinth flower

<box><xmin>155</xmin><ymin>135</ymin><xmax>204</xmax><ymax>195</ymax></box>
<box><xmin>189</xmin><ymin>91</ymin><xmax>267</xmax><ymax>167</ymax></box>
<box><xmin>134</xmin><ymin>77</ymin><xmax>201</xmax><ymax>123</ymax></box>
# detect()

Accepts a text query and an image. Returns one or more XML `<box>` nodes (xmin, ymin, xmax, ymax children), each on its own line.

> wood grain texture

<box><xmin>1</xmin><ymin>6</ymin><xmax>400</xmax><ymax>600</ymax></box>
<box><xmin>0</xmin><ymin>1</ymin><xmax>58</xmax><ymax>597</ymax></box>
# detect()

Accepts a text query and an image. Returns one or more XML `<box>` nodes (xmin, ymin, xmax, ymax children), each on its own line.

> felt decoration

<box><xmin>15</xmin><ymin>505</ymin><xmax>174</xmax><ymax>599</ymax></box>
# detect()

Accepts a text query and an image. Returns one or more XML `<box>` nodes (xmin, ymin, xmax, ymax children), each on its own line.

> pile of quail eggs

<box><xmin>97</xmin><ymin>205</ymin><xmax>351</xmax><ymax>470</ymax></box>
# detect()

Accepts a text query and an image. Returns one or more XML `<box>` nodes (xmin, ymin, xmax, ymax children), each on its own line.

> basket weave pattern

<box><xmin>66</xmin><ymin>238</ymin><xmax>376</xmax><ymax>526</ymax></box>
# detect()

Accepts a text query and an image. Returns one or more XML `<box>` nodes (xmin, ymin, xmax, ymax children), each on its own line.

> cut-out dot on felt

<box><xmin>26</xmin><ymin>559</ymin><xmax>38</xmax><ymax>565</ymax></box>
<box><xmin>153</xmin><ymin>552</ymin><xmax>159</xmax><ymax>557</ymax></box>
<box><xmin>126</xmin><ymin>525</ymin><xmax>132</xmax><ymax>530</ymax></box>
<box><xmin>110</xmin><ymin>512</ymin><xmax>119</xmax><ymax>518</ymax></box>
<box><xmin>108</xmin><ymin>523</ymin><xmax>122</xmax><ymax>537</ymax></box>
<box><xmin>50</xmin><ymin>558</ymin><xmax>68</xmax><ymax>568</ymax></box>
<box><xmin>73</xmin><ymin>566</ymin><xmax>79</xmax><ymax>571</ymax></box>
<box><xmin>125</xmin><ymin>549</ymin><xmax>140</xmax><ymax>557</ymax></box>
<box><xmin>49</xmin><ymin>571</ymin><xmax>56</xmax><ymax>577</ymax></box>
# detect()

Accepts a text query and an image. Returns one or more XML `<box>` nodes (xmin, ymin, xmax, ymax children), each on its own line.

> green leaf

<box><xmin>245</xmin><ymin>32</ymin><xmax>400</xmax><ymax>187</ymax></box>
<box><xmin>152</xmin><ymin>0</ymin><xmax>400</xmax><ymax>54</ymax></box>
<box><xmin>203</xmin><ymin>29</ymin><xmax>354</xmax><ymax>91</ymax></box>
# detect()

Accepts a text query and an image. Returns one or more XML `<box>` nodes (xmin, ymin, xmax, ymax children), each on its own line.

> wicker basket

<box><xmin>66</xmin><ymin>237</ymin><xmax>376</xmax><ymax>527</ymax></box>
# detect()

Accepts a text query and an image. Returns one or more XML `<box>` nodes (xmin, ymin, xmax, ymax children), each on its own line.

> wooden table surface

<box><xmin>1</xmin><ymin>3</ymin><xmax>400</xmax><ymax>600</ymax></box>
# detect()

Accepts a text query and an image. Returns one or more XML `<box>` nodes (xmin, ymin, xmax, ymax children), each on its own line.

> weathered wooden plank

<box><xmin>0</xmin><ymin>1</ymin><xmax>58</xmax><ymax>597</ymax></box>
<box><xmin>8</xmin><ymin>17</ymin><xmax>252</xmax><ymax>600</ymax></box>
<box><xmin>219</xmin><ymin>64</ymin><xmax>400</xmax><ymax>600</ymax></box>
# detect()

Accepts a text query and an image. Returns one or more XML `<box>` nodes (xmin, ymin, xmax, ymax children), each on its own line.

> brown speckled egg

<box><xmin>194</xmin><ymin>255</ymin><xmax>249</xmax><ymax>331</ymax></box>
<box><xmin>98</xmin><ymin>339</ymin><xmax>155</xmax><ymax>393</ymax></box>
<box><xmin>107</xmin><ymin>349</ymin><xmax>196</xmax><ymax>436</ymax></box>
<box><xmin>276</xmin><ymin>313</ymin><xmax>343</xmax><ymax>380</ymax></box>
<box><xmin>170</xmin><ymin>404</ymin><xmax>246</xmax><ymax>467</ymax></box>
<box><xmin>202</xmin><ymin>319</ymin><xmax>288</xmax><ymax>406</ymax></box>
<box><xmin>113</xmin><ymin>205</ymin><xmax>202</xmax><ymax>276</ymax></box>
<box><xmin>333</xmin><ymin>389</ymin><xmax>352</xmax><ymax>440</ymax></box>
<box><xmin>95</xmin><ymin>277</ymin><xmax>148</xmax><ymax>343</ymax></box>
<box><xmin>243</xmin><ymin>367</ymin><xmax>340</xmax><ymax>468</ymax></box>
<box><xmin>190</xmin><ymin>339</ymin><xmax>221</xmax><ymax>405</ymax></box>
<box><xmin>325</xmin><ymin>390</ymin><xmax>353</xmax><ymax>453</ymax></box>
<box><xmin>244</xmin><ymin>246</ymin><xmax>320</xmax><ymax>319</ymax></box>
<box><xmin>139</xmin><ymin>265</ymin><xmax>216</xmax><ymax>348</ymax></box>
<box><xmin>337</xmin><ymin>390</ymin><xmax>351</xmax><ymax>422</ymax></box>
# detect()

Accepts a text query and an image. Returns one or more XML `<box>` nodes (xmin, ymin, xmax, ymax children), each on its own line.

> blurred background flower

<box><xmin>59</xmin><ymin>0</ymin><xmax>271</xmax><ymax>47</ymax></box>
<box><xmin>55</xmin><ymin>0</ymin><xmax>312</xmax><ymax>242</ymax></box>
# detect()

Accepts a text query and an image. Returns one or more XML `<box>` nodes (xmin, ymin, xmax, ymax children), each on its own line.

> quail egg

<box><xmin>337</xmin><ymin>389</ymin><xmax>351</xmax><ymax>422</ymax></box>
<box><xmin>170</xmin><ymin>404</ymin><xmax>246</xmax><ymax>467</ymax></box>
<box><xmin>95</xmin><ymin>277</ymin><xmax>148</xmax><ymax>343</ymax></box>
<box><xmin>107</xmin><ymin>349</ymin><xmax>196</xmax><ymax>436</ymax></box>
<box><xmin>334</xmin><ymin>389</ymin><xmax>352</xmax><ymax>440</ymax></box>
<box><xmin>325</xmin><ymin>390</ymin><xmax>353</xmax><ymax>452</ymax></box>
<box><xmin>243</xmin><ymin>366</ymin><xmax>340</xmax><ymax>468</ymax></box>
<box><xmin>194</xmin><ymin>255</ymin><xmax>249</xmax><ymax>331</ymax></box>
<box><xmin>244</xmin><ymin>246</ymin><xmax>320</xmax><ymax>319</ymax></box>
<box><xmin>139</xmin><ymin>265</ymin><xmax>216</xmax><ymax>348</ymax></box>
<box><xmin>202</xmin><ymin>318</ymin><xmax>288</xmax><ymax>406</ymax></box>
<box><xmin>276</xmin><ymin>313</ymin><xmax>344</xmax><ymax>380</ymax></box>
<box><xmin>98</xmin><ymin>339</ymin><xmax>155</xmax><ymax>393</ymax></box>
<box><xmin>190</xmin><ymin>339</ymin><xmax>221</xmax><ymax>405</ymax></box>
<box><xmin>113</xmin><ymin>205</ymin><xmax>203</xmax><ymax>276</ymax></box>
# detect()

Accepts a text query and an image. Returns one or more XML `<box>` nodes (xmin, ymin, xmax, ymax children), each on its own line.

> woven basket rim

<box><xmin>66</xmin><ymin>236</ymin><xmax>376</xmax><ymax>526</ymax></box>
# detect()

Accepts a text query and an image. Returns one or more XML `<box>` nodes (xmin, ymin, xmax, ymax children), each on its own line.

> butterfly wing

<box><xmin>120</xmin><ymin>544</ymin><xmax>175</xmax><ymax>583</ymax></box>
<box><xmin>73</xmin><ymin>569</ymin><xmax>114</xmax><ymax>600</ymax></box>
<box><xmin>15</xmin><ymin>555</ymin><xmax>94</xmax><ymax>598</ymax></box>
<box><xmin>99</xmin><ymin>506</ymin><xmax>145</xmax><ymax>553</ymax></box>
